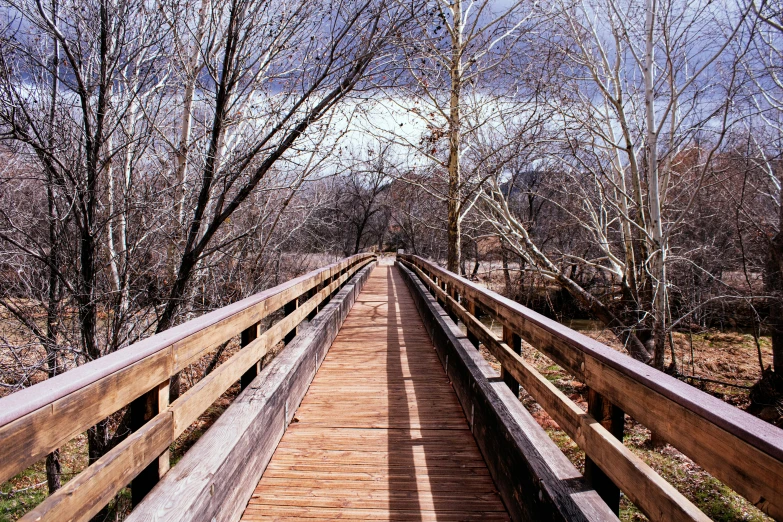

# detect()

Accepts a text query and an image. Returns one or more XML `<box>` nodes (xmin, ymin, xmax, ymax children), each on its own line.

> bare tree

<box><xmin>0</xmin><ymin>0</ymin><xmax>172</xmax><ymax>472</ymax></box>
<box><xmin>746</xmin><ymin>0</ymin><xmax>783</xmax><ymax>376</ymax></box>
<box><xmin>378</xmin><ymin>0</ymin><xmax>533</xmax><ymax>272</ymax></box>
<box><xmin>147</xmin><ymin>0</ymin><xmax>417</xmax><ymax>398</ymax></box>
<box><xmin>332</xmin><ymin>144</ymin><xmax>393</xmax><ymax>255</ymax></box>
<box><xmin>477</xmin><ymin>0</ymin><xmax>750</xmax><ymax>366</ymax></box>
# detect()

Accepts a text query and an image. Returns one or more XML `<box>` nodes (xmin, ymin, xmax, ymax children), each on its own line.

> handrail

<box><xmin>0</xmin><ymin>253</ymin><xmax>375</xmax><ymax>521</ymax></box>
<box><xmin>399</xmin><ymin>254</ymin><xmax>783</xmax><ymax>521</ymax></box>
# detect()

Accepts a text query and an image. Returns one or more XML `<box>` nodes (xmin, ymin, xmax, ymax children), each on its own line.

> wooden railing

<box><xmin>398</xmin><ymin>255</ymin><xmax>783</xmax><ymax>522</ymax></box>
<box><xmin>0</xmin><ymin>253</ymin><xmax>375</xmax><ymax>522</ymax></box>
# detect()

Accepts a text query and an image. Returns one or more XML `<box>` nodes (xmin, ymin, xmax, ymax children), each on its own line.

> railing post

<box><xmin>130</xmin><ymin>379</ymin><xmax>169</xmax><ymax>506</ymax></box>
<box><xmin>465</xmin><ymin>300</ymin><xmax>480</xmax><ymax>348</ymax></box>
<box><xmin>284</xmin><ymin>297</ymin><xmax>299</xmax><ymax>344</ymax></box>
<box><xmin>322</xmin><ymin>271</ymin><xmax>335</xmax><ymax>306</ymax></box>
<box><xmin>501</xmin><ymin>326</ymin><xmax>521</xmax><ymax>397</ymax></box>
<box><xmin>307</xmin><ymin>286</ymin><xmax>318</xmax><ymax>320</ymax></box>
<box><xmin>444</xmin><ymin>282</ymin><xmax>458</xmax><ymax>322</ymax></box>
<box><xmin>584</xmin><ymin>388</ymin><xmax>624</xmax><ymax>514</ymax></box>
<box><xmin>240</xmin><ymin>322</ymin><xmax>260</xmax><ymax>390</ymax></box>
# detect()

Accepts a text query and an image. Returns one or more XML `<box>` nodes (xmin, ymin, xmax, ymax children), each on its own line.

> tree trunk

<box><xmin>767</xmin><ymin>225</ymin><xmax>783</xmax><ymax>373</ymax></box>
<box><xmin>44</xmin><ymin>0</ymin><xmax>61</xmax><ymax>494</ymax></box>
<box><xmin>644</xmin><ymin>0</ymin><xmax>667</xmax><ymax>371</ymax></box>
<box><xmin>45</xmin><ymin>450</ymin><xmax>61</xmax><ymax>495</ymax></box>
<box><xmin>168</xmin><ymin>0</ymin><xmax>209</xmax><ymax>285</ymax></box>
<box><xmin>446</xmin><ymin>0</ymin><xmax>463</xmax><ymax>274</ymax></box>
<box><xmin>354</xmin><ymin>221</ymin><xmax>366</xmax><ymax>255</ymax></box>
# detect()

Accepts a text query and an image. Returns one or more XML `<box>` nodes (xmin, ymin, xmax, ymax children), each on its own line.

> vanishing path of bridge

<box><xmin>241</xmin><ymin>265</ymin><xmax>508</xmax><ymax>520</ymax></box>
<box><xmin>2</xmin><ymin>255</ymin><xmax>783</xmax><ymax>522</ymax></box>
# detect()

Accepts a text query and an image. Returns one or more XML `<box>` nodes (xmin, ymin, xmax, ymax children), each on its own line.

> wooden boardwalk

<box><xmin>241</xmin><ymin>265</ymin><xmax>509</xmax><ymax>521</ymax></box>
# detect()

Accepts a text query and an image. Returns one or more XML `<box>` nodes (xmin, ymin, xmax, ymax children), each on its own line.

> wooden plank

<box><xmin>501</xmin><ymin>325</ymin><xmax>521</xmax><ymax>397</ymax></box>
<box><xmin>19</xmin><ymin>413</ymin><xmax>173</xmax><ymax>522</ymax></box>
<box><xmin>0</xmin><ymin>254</ymin><xmax>374</xmax><ymax>487</ymax></box>
<box><xmin>493</xmin><ymin>340</ymin><xmax>706</xmax><ymax>521</ymax></box>
<box><xmin>0</xmin><ymin>348</ymin><xmax>171</xmax><ymax>486</ymax></box>
<box><xmin>245</xmin><ymin>493</ymin><xmax>505</xmax><ymax>511</ymax></box>
<box><xmin>168</xmin><ymin>265</ymin><xmax>359</xmax><ymax>436</ymax></box>
<box><xmin>402</xmin><ymin>255</ymin><xmax>783</xmax><ymax>520</ymax></box>
<box><xmin>127</xmin><ymin>262</ymin><xmax>375</xmax><ymax>522</ymax></box>
<box><xmin>283</xmin><ymin>299</ymin><xmax>298</xmax><ymax>344</ymax></box>
<box><xmin>466</xmin><ymin>300</ymin><xmax>480</xmax><ymax>348</ymax></box>
<box><xmin>241</xmin><ymin>323</ymin><xmax>260</xmax><ymax>390</ymax></box>
<box><xmin>241</xmin><ymin>506</ymin><xmax>509</xmax><ymax>521</ymax></box>
<box><xmin>397</xmin><ymin>261</ymin><xmax>618</xmax><ymax>522</ymax></box>
<box><xmin>262</xmin><ymin>463</ymin><xmax>494</xmax><ymax>477</ymax></box>
<box><xmin>403</xmin><ymin>259</ymin><xmax>707</xmax><ymax>521</ymax></box>
<box><xmin>585</xmin><ymin>358</ymin><xmax>783</xmax><ymax>518</ymax></box>
<box><xmin>583</xmin><ymin>388</ymin><xmax>623</xmax><ymax>515</ymax></box>
<box><xmin>242</xmin><ymin>266</ymin><xmax>509</xmax><ymax>522</ymax></box>
<box><xmin>131</xmin><ymin>379</ymin><xmax>171</xmax><ymax>506</ymax></box>
<box><xmin>172</xmin><ymin>255</ymin><xmax>372</xmax><ymax>370</ymax></box>
<box><xmin>254</xmin><ymin>477</ymin><xmax>499</xmax><ymax>491</ymax></box>
<box><xmin>168</xmin><ymin>264</ymin><xmax>364</xmax><ymax>437</ymax></box>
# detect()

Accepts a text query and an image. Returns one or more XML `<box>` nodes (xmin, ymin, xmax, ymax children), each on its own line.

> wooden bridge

<box><xmin>1</xmin><ymin>254</ymin><xmax>782</xmax><ymax>521</ymax></box>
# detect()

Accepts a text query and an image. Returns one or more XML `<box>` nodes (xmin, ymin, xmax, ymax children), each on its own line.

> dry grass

<box><xmin>475</xmin><ymin>324</ymin><xmax>774</xmax><ymax>521</ymax></box>
<box><xmin>0</xmin><ymin>315</ymin><xmax>290</xmax><ymax>521</ymax></box>
<box><xmin>1</xmin><ymin>259</ymin><xmax>778</xmax><ymax>521</ymax></box>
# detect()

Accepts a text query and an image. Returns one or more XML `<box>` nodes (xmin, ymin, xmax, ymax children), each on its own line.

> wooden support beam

<box><xmin>398</xmin><ymin>257</ymin><xmax>707</xmax><ymax>522</ymax></box>
<box><xmin>465</xmin><ymin>300</ymin><xmax>480</xmax><ymax>348</ymax></box>
<box><xmin>157</xmin><ymin>381</ymin><xmax>171</xmax><ymax>477</ymax></box>
<box><xmin>284</xmin><ymin>298</ymin><xmax>298</xmax><ymax>344</ymax></box>
<box><xmin>307</xmin><ymin>287</ymin><xmax>318</xmax><ymax>320</ymax></box>
<box><xmin>444</xmin><ymin>283</ymin><xmax>458</xmax><ymax>322</ymax></box>
<box><xmin>584</xmin><ymin>388</ymin><xmax>624</xmax><ymax>515</ymax></box>
<box><xmin>501</xmin><ymin>326</ymin><xmax>521</xmax><ymax>397</ymax></box>
<box><xmin>321</xmin><ymin>278</ymin><xmax>332</xmax><ymax>307</ymax></box>
<box><xmin>130</xmin><ymin>379</ymin><xmax>170</xmax><ymax>506</ymax></box>
<box><xmin>241</xmin><ymin>323</ymin><xmax>260</xmax><ymax>390</ymax></box>
<box><xmin>399</xmin><ymin>254</ymin><xmax>783</xmax><ymax>520</ymax></box>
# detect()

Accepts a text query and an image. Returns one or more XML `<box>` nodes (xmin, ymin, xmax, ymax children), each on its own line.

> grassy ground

<box><xmin>1</xmin><ymin>435</ymin><xmax>88</xmax><ymax>521</ymax></box>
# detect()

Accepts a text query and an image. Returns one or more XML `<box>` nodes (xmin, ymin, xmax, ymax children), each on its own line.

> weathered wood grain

<box><xmin>240</xmin><ymin>323</ymin><xmax>260</xmax><ymax>390</ymax></box>
<box><xmin>131</xmin><ymin>379</ymin><xmax>171</xmax><ymax>506</ymax></box>
<box><xmin>19</xmin><ymin>413</ymin><xmax>174</xmax><ymax>522</ymax></box>
<box><xmin>401</xmin><ymin>254</ymin><xmax>783</xmax><ymax>520</ymax></box>
<box><xmin>0</xmin><ymin>254</ymin><xmax>373</xmax><ymax>488</ymax></box>
<box><xmin>0</xmin><ymin>348</ymin><xmax>171</xmax><ymax>486</ymax></box>
<box><xmin>242</xmin><ymin>265</ymin><xmax>509</xmax><ymax>522</ymax></box>
<box><xmin>501</xmin><ymin>325</ymin><xmax>521</xmax><ymax>396</ymax></box>
<box><xmin>125</xmin><ymin>262</ymin><xmax>374</xmax><ymax>522</ymax></box>
<box><xmin>397</xmin><ymin>261</ymin><xmax>617</xmax><ymax>522</ymax></box>
<box><xmin>583</xmin><ymin>388</ymin><xmax>623</xmax><ymax>514</ymax></box>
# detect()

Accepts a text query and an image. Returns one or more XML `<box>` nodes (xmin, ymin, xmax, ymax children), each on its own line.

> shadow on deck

<box><xmin>241</xmin><ymin>265</ymin><xmax>509</xmax><ymax>521</ymax></box>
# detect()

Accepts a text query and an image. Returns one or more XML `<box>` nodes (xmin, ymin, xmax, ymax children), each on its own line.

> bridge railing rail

<box><xmin>399</xmin><ymin>254</ymin><xmax>783</xmax><ymax>522</ymax></box>
<box><xmin>0</xmin><ymin>253</ymin><xmax>375</xmax><ymax>522</ymax></box>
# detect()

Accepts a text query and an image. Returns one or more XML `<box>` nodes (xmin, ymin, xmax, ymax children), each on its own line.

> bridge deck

<box><xmin>240</xmin><ymin>265</ymin><xmax>509</xmax><ymax>520</ymax></box>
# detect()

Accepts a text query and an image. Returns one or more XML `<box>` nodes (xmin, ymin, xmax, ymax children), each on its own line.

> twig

<box><xmin>678</xmin><ymin>374</ymin><xmax>753</xmax><ymax>390</ymax></box>
<box><xmin>0</xmin><ymin>480</ymin><xmax>47</xmax><ymax>496</ymax></box>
